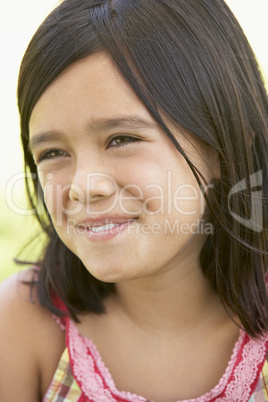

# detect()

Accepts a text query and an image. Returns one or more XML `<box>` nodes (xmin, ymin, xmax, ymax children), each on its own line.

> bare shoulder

<box><xmin>0</xmin><ymin>268</ymin><xmax>65</xmax><ymax>401</ymax></box>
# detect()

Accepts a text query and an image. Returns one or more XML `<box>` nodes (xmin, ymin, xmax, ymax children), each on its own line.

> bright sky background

<box><xmin>0</xmin><ymin>0</ymin><xmax>267</xmax><ymax>220</ymax></box>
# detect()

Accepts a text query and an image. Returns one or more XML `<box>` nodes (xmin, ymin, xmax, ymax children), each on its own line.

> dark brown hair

<box><xmin>18</xmin><ymin>0</ymin><xmax>268</xmax><ymax>337</ymax></box>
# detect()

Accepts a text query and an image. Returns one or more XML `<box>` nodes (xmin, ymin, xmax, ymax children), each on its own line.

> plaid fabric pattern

<box><xmin>249</xmin><ymin>360</ymin><xmax>268</xmax><ymax>402</ymax></box>
<box><xmin>43</xmin><ymin>348</ymin><xmax>82</xmax><ymax>402</ymax></box>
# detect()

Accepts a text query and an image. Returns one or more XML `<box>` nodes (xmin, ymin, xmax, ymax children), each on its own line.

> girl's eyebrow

<box><xmin>29</xmin><ymin>116</ymin><xmax>158</xmax><ymax>153</ymax></box>
<box><xmin>85</xmin><ymin>116</ymin><xmax>158</xmax><ymax>132</ymax></box>
<box><xmin>29</xmin><ymin>131</ymin><xmax>63</xmax><ymax>153</ymax></box>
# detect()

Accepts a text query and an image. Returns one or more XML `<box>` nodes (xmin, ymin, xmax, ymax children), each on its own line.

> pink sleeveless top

<box><xmin>43</xmin><ymin>308</ymin><xmax>268</xmax><ymax>402</ymax></box>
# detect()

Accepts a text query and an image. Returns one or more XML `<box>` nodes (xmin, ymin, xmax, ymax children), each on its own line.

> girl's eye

<box><xmin>108</xmin><ymin>135</ymin><xmax>141</xmax><ymax>148</ymax></box>
<box><xmin>36</xmin><ymin>149</ymin><xmax>68</xmax><ymax>164</ymax></box>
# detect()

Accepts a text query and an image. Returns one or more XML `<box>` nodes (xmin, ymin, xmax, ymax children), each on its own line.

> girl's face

<box><xmin>29</xmin><ymin>53</ymin><xmax>216</xmax><ymax>283</ymax></box>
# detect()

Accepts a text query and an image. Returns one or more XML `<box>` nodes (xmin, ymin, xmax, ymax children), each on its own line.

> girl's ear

<box><xmin>196</xmin><ymin>143</ymin><xmax>221</xmax><ymax>183</ymax></box>
<box><xmin>200</xmin><ymin>141</ymin><xmax>221</xmax><ymax>182</ymax></box>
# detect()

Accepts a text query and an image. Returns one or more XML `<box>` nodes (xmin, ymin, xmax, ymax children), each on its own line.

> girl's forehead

<box><xmin>29</xmin><ymin>52</ymin><xmax>155</xmax><ymax>133</ymax></box>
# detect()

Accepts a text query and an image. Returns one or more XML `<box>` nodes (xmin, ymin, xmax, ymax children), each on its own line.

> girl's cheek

<box><xmin>43</xmin><ymin>181</ymin><xmax>56</xmax><ymax>215</ymax></box>
<box><xmin>143</xmin><ymin>187</ymin><xmax>206</xmax><ymax>220</ymax></box>
<box><xmin>141</xmin><ymin>170</ymin><xmax>206</xmax><ymax>219</ymax></box>
<box><xmin>39</xmin><ymin>172</ymin><xmax>70</xmax><ymax>226</ymax></box>
<box><xmin>37</xmin><ymin>171</ymin><xmax>54</xmax><ymax>215</ymax></box>
<box><xmin>173</xmin><ymin>184</ymin><xmax>206</xmax><ymax>218</ymax></box>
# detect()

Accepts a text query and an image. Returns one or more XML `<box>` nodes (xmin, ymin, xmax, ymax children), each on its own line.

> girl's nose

<box><xmin>69</xmin><ymin>169</ymin><xmax>117</xmax><ymax>204</ymax></box>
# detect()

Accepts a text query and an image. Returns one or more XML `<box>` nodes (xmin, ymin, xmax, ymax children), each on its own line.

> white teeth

<box><xmin>89</xmin><ymin>223</ymin><xmax>120</xmax><ymax>233</ymax></box>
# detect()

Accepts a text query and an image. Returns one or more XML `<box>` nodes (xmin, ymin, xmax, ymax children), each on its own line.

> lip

<box><xmin>76</xmin><ymin>216</ymin><xmax>136</xmax><ymax>242</ymax></box>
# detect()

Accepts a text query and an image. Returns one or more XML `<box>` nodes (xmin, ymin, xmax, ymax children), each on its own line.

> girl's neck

<box><xmin>112</xmin><ymin>258</ymin><xmax>233</xmax><ymax>338</ymax></box>
<box><xmin>76</xmin><ymin>240</ymin><xmax>241</xmax><ymax>401</ymax></box>
<box><xmin>79</xmin><ymin>234</ymin><xmax>239</xmax><ymax>340</ymax></box>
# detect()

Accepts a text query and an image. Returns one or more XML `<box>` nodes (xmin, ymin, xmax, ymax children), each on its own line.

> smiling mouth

<box><xmin>76</xmin><ymin>219</ymin><xmax>136</xmax><ymax>242</ymax></box>
<box><xmin>87</xmin><ymin>223</ymin><xmax>121</xmax><ymax>233</ymax></box>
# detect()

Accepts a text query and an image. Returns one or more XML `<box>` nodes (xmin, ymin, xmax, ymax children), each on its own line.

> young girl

<box><xmin>0</xmin><ymin>0</ymin><xmax>267</xmax><ymax>401</ymax></box>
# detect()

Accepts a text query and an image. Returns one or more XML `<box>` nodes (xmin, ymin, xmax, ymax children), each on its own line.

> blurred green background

<box><xmin>0</xmin><ymin>0</ymin><xmax>267</xmax><ymax>282</ymax></box>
